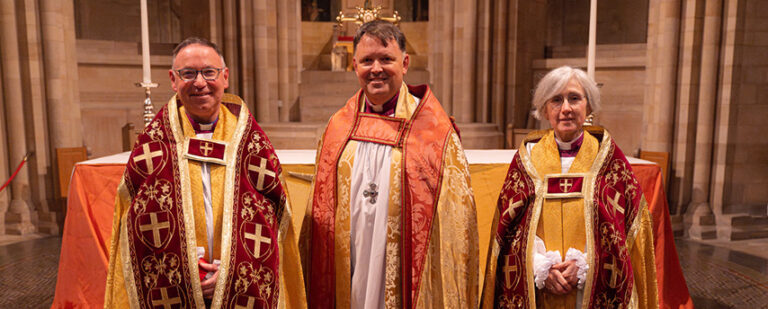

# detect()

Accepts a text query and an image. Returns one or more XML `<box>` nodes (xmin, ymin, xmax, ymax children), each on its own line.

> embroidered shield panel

<box><xmin>589</xmin><ymin>141</ymin><xmax>643</xmax><ymax>308</ymax></box>
<box><xmin>220</xmin><ymin>118</ymin><xmax>286</xmax><ymax>309</ymax></box>
<box><xmin>493</xmin><ymin>154</ymin><xmax>536</xmax><ymax>308</ymax></box>
<box><xmin>123</xmin><ymin>106</ymin><xmax>197</xmax><ymax>308</ymax></box>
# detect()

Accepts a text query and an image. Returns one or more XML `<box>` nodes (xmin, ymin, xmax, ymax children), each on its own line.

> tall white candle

<box><xmin>587</xmin><ymin>0</ymin><xmax>597</xmax><ymax>80</ymax></box>
<box><xmin>140</xmin><ymin>0</ymin><xmax>151</xmax><ymax>84</ymax></box>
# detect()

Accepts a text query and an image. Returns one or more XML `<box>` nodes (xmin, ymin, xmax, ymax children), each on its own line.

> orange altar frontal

<box><xmin>52</xmin><ymin>150</ymin><xmax>690</xmax><ymax>308</ymax></box>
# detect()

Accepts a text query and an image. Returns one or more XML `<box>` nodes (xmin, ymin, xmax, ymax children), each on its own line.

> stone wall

<box><xmin>76</xmin><ymin>40</ymin><xmax>175</xmax><ymax>158</ymax></box>
<box><xmin>74</xmin><ymin>0</ymin><xmax>209</xmax><ymax>43</ymax></box>
<box><xmin>724</xmin><ymin>0</ymin><xmax>768</xmax><ymax>211</ymax></box>
<box><xmin>548</xmin><ymin>0</ymin><xmax>649</xmax><ymax>47</ymax></box>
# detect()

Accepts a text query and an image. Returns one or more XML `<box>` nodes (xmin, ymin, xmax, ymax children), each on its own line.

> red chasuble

<box><xmin>305</xmin><ymin>85</ymin><xmax>458</xmax><ymax>308</ymax></box>
<box><xmin>115</xmin><ymin>94</ymin><xmax>287</xmax><ymax>308</ymax></box>
<box><xmin>481</xmin><ymin>127</ymin><xmax>658</xmax><ymax>308</ymax></box>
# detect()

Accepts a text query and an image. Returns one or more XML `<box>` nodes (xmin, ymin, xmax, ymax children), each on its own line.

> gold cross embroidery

<box><xmin>244</xmin><ymin>223</ymin><xmax>272</xmax><ymax>258</ymax></box>
<box><xmin>152</xmin><ymin>287</ymin><xmax>181</xmax><ymax>309</ymax></box>
<box><xmin>559</xmin><ymin>178</ymin><xmax>573</xmax><ymax>192</ymax></box>
<box><xmin>503</xmin><ymin>254</ymin><xmax>517</xmax><ymax>288</ymax></box>
<box><xmin>199</xmin><ymin>141</ymin><xmax>214</xmax><ymax>156</ymax></box>
<box><xmin>607</xmin><ymin>191</ymin><xmax>626</xmax><ymax>214</ymax></box>
<box><xmin>248</xmin><ymin>158</ymin><xmax>276</xmax><ymax>191</ymax></box>
<box><xmin>501</xmin><ymin>200</ymin><xmax>523</xmax><ymax>224</ymax></box>
<box><xmin>603</xmin><ymin>257</ymin><xmax>619</xmax><ymax>288</ymax></box>
<box><xmin>235</xmin><ymin>296</ymin><xmax>256</xmax><ymax>309</ymax></box>
<box><xmin>139</xmin><ymin>212</ymin><xmax>170</xmax><ymax>247</ymax></box>
<box><xmin>133</xmin><ymin>143</ymin><xmax>163</xmax><ymax>173</ymax></box>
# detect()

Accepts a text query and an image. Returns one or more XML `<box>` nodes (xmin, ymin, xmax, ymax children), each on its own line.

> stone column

<box><xmin>221</xmin><ymin>0</ymin><xmax>240</xmax><ymax>95</ymax></box>
<box><xmin>428</xmin><ymin>0</ymin><xmax>477</xmax><ymax>121</ymax></box>
<box><xmin>452</xmin><ymin>0</ymin><xmax>477</xmax><ymax>123</ymax></box>
<box><xmin>709</xmin><ymin>0</ymin><xmax>740</xmax><ymax>223</ymax></box>
<box><xmin>39</xmin><ymin>0</ymin><xmax>84</xmax><ymax>225</ymax></box>
<box><xmin>40</xmin><ymin>0</ymin><xmax>83</xmax><ymax>148</ymax></box>
<box><xmin>669</xmin><ymin>0</ymin><xmax>703</xmax><ymax>216</ymax></box>
<box><xmin>643</xmin><ymin>0</ymin><xmax>683</xmax><ymax>152</ymax></box>
<box><xmin>252</xmin><ymin>0</ymin><xmax>276</xmax><ymax>122</ymax></box>
<box><xmin>0</xmin><ymin>0</ymin><xmax>34</xmax><ymax>235</ymax></box>
<box><xmin>687</xmin><ymin>0</ymin><xmax>722</xmax><ymax>228</ymax></box>
<box><xmin>222</xmin><ymin>0</ymin><xmax>300</xmax><ymax>123</ymax></box>
<box><xmin>490</xmin><ymin>0</ymin><xmax>510</xmax><ymax>130</ymax></box>
<box><xmin>277</xmin><ymin>0</ymin><xmax>301</xmax><ymax>122</ymax></box>
<box><xmin>0</xmin><ymin>69</ymin><xmax>8</xmax><ymax>235</ymax></box>
<box><xmin>430</xmin><ymin>0</ymin><xmax>455</xmax><ymax>115</ymax></box>
<box><xmin>18</xmin><ymin>0</ymin><xmax>59</xmax><ymax>233</ymax></box>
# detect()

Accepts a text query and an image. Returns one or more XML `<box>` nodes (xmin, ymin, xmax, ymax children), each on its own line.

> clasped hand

<box><xmin>544</xmin><ymin>259</ymin><xmax>579</xmax><ymax>295</ymax></box>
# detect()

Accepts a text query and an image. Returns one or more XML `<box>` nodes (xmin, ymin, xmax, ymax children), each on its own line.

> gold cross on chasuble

<box><xmin>200</xmin><ymin>141</ymin><xmax>214</xmax><ymax>156</ymax></box>
<box><xmin>248</xmin><ymin>157</ymin><xmax>276</xmax><ymax>191</ymax></box>
<box><xmin>604</xmin><ymin>257</ymin><xmax>620</xmax><ymax>288</ymax></box>
<box><xmin>244</xmin><ymin>222</ymin><xmax>272</xmax><ymax>258</ymax></box>
<box><xmin>139</xmin><ymin>212</ymin><xmax>171</xmax><ymax>248</ymax></box>
<box><xmin>152</xmin><ymin>287</ymin><xmax>182</xmax><ymax>309</ymax></box>
<box><xmin>502</xmin><ymin>254</ymin><xmax>517</xmax><ymax>288</ymax></box>
<box><xmin>235</xmin><ymin>296</ymin><xmax>257</xmax><ymax>309</ymax></box>
<box><xmin>133</xmin><ymin>143</ymin><xmax>164</xmax><ymax>174</ymax></box>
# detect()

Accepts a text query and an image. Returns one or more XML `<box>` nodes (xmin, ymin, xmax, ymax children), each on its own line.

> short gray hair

<box><xmin>172</xmin><ymin>37</ymin><xmax>226</xmax><ymax>68</ymax></box>
<box><xmin>531</xmin><ymin>66</ymin><xmax>600</xmax><ymax>120</ymax></box>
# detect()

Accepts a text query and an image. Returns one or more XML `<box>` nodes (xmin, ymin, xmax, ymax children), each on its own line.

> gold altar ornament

<box><xmin>336</xmin><ymin>0</ymin><xmax>401</xmax><ymax>27</ymax></box>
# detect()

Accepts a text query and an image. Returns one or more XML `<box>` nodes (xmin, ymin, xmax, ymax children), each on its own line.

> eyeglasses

<box><xmin>174</xmin><ymin>67</ymin><xmax>223</xmax><ymax>82</ymax></box>
<box><xmin>548</xmin><ymin>93</ymin><xmax>585</xmax><ymax>109</ymax></box>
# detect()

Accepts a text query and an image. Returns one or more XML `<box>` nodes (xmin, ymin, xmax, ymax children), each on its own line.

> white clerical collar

<box><xmin>555</xmin><ymin>131</ymin><xmax>584</xmax><ymax>151</ymax></box>
<box><xmin>199</xmin><ymin>122</ymin><xmax>215</xmax><ymax>131</ymax></box>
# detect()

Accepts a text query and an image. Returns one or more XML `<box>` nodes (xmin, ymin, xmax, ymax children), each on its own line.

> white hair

<box><xmin>531</xmin><ymin>66</ymin><xmax>601</xmax><ymax>120</ymax></box>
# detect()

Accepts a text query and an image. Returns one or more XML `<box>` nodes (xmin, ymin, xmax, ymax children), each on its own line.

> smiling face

<box><xmin>169</xmin><ymin>44</ymin><xmax>229</xmax><ymax>123</ymax></box>
<box><xmin>353</xmin><ymin>34</ymin><xmax>409</xmax><ymax>105</ymax></box>
<box><xmin>545</xmin><ymin>77</ymin><xmax>591</xmax><ymax>142</ymax></box>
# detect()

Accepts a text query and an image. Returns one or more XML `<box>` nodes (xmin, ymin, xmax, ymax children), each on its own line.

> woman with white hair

<box><xmin>481</xmin><ymin>66</ymin><xmax>659</xmax><ymax>308</ymax></box>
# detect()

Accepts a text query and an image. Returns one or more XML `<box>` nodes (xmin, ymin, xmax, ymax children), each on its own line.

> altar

<box><xmin>51</xmin><ymin>149</ymin><xmax>688</xmax><ymax>307</ymax></box>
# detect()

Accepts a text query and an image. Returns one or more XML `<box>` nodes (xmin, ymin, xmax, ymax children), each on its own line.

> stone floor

<box><xmin>1</xmin><ymin>235</ymin><xmax>768</xmax><ymax>308</ymax></box>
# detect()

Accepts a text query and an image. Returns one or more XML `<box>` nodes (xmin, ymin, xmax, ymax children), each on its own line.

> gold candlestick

<box><xmin>135</xmin><ymin>82</ymin><xmax>158</xmax><ymax>127</ymax></box>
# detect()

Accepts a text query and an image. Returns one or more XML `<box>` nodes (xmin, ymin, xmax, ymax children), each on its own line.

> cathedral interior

<box><xmin>0</xmin><ymin>0</ymin><xmax>767</xmax><ymax>307</ymax></box>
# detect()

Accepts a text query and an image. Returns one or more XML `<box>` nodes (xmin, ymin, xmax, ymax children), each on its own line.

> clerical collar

<box><xmin>364</xmin><ymin>93</ymin><xmax>399</xmax><ymax>116</ymax></box>
<box><xmin>555</xmin><ymin>131</ymin><xmax>584</xmax><ymax>157</ymax></box>
<box><xmin>185</xmin><ymin>112</ymin><xmax>218</xmax><ymax>134</ymax></box>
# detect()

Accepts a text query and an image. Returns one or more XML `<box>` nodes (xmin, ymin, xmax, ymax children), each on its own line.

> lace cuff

<box><xmin>565</xmin><ymin>248</ymin><xmax>589</xmax><ymax>289</ymax></box>
<box><xmin>534</xmin><ymin>250</ymin><xmax>562</xmax><ymax>289</ymax></box>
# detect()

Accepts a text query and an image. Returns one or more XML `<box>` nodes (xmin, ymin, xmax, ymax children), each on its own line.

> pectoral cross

<box><xmin>363</xmin><ymin>183</ymin><xmax>378</xmax><ymax>204</ymax></box>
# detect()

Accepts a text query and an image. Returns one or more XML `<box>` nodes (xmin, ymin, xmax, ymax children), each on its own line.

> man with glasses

<box><xmin>104</xmin><ymin>37</ymin><xmax>305</xmax><ymax>308</ymax></box>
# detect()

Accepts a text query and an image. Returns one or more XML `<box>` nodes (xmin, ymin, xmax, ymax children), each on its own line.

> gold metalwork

<box><xmin>336</xmin><ymin>0</ymin><xmax>401</xmax><ymax>27</ymax></box>
<box><xmin>136</xmin><ymin>82</ymin><xmax>159</xmax><ymax>127</ymax></box>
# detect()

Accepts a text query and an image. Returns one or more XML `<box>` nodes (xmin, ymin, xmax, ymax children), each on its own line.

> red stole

<box><xmin>121</xmin><ymin>95</ymin><xmax>286</xmax><ymax>308</ymax></box>
<box><xmin>307</xmin><ymin>85</ymin><xmax>454</xmax><ymax>308</ymax></box>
